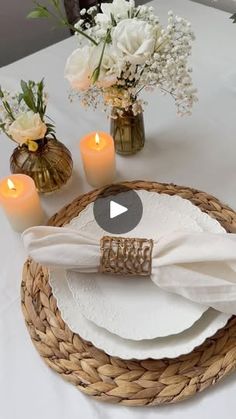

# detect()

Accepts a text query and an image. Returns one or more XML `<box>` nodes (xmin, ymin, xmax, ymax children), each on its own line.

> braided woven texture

<box><xmin>21</xmin><ymin>181</ymin><xmax>236</xmax><ymax>406</ymax></box>
<box><xmin>100</xmin><ymin>236</ymin><xmax>153</xmax><ymax>276</ymax></box>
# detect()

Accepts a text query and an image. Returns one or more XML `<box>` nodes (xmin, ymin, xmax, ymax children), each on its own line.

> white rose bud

<box><xmin>95</xmin><ymin>0</ymin><xmax>131</xmax><ymax>26</ymax></box>
<box><xmin>8</xmin><ymin>111</ymin><xmax>47</xmax><ymax>145</ymax></box>
<box><xmin>112</xmin><ymin>19</ymin><xmax>155</xmax><ymax>65</ymax></box>
<box><xmin>101</xmin><ymin>0</ymin><xmax>130</xmax><ymax>19</ymax></box>
<box><xmin>65</xmin><ymin>46</ymin><xmax>92</xmax><ymax>91</ymax></box>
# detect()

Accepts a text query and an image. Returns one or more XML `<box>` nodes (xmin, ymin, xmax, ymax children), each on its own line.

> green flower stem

<box><xmin>135</xmin><ymin>86</ymin><xmax>145</xmax><ymax>96</ymax></box>
<box><xmin>51</xmin><ymin>0</ymin><xmax>98</xmax><ymax>45</ymax></box>
<box><xmin>92</xmin><ymin>29</ymin><xmax>111</xmax><ymax>83</ymax></box>
<box><xmin>2</xmin><ymin>101</ymin><xmax>15</xmax><ymax>121</ymax></box>
<box><xmin>30</xmin><ymin>1</ymin><xmax>98</xmax><ymax>46</ymax></box>
<box><xmin>68</xmin><ymin>24</ymin><xmax>98</xmax><ymax>45</ymax></box>
<box><xmin>0</xmin><ymin>88</ymin><xmax>15</xmax><ymax>121</ymax></box>
<box><xmin>98</xmin><ymin>33</ymin><xmax>109</xmax><ymax>68</ymax></box>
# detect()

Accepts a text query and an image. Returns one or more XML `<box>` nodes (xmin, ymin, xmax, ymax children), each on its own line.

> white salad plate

<box><xmin>50</xmin><ymin>268</ymin><xmax>230</xmax><ymax>359</ymax></box>
<box><xmin>65</xmin><ymin>190</ymin><xmax>225</xmax><ymax>340</ymax></box>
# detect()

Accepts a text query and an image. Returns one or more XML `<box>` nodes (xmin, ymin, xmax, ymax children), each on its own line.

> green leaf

<box><xmin>52</xmin><ymin>0</ymin><xmax>60</xmax><ymax>7</ymax></box>
<box><xmin>18</xmin><ymin>93</ymin><xmax>24</xmax><ymax>103</ymax></box>
<box><xmin>91</xmin><ymin>67</ymin><xmax>100</xmax><ymax>84</ymax></box>
<box><xmin>38</xmin><ymin>78</ymin><xmax>44</xmax><ymax>93</ymax></box>
<box><xmin>46</xmin><ymin>122</ymin><xmax>55</xmax><ymax>136</ymax></box>
<box><xmin>27</xmin><ymin>10</ymin><xmax>43</xmax><ymax>19</ymax></box>
<box><xmin>230</xmin><ymin>13</ymin><xmax>236</xmax><ymax>23</ymax></box>
<box><xmin>110</xmin><ymin>13</ymin><xmax>116</xmax><ymax>26</ymax></box>
<box><xmin>2</xmin><ymin>100</ymin><xmax>15</xmax><ymax>121</ymax></box>
<box><xmin>20</xmin><ymin>80</ymin><xmax>37</xmax><ymax>113</ymax></box>
<box><xmin>46</xmin><ymin>123</ymin><xmax>55</xmax><ymax>129</ymax></box>
<box><xmin>27</xmin><ymin>6</ymin><xmax>50</xmax><ymax>19</ymax></box>
<box><xmin>36</xmin><ymin>79</ymin><xmax>45</xmax><ymax>117</ymax></box>
<box><xmin>4</xmin><ymin>102</ymin><xmax>12</xmax><ymax>114</ymax></box>
<box><xmin>20</xmin><ymin>80</ymin><xmax>29</xmax><ymax>93</ymax></box>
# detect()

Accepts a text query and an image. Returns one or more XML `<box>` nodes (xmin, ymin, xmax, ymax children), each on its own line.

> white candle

<box><xmin>0</xmin><ymin>174</ymin><xmax>44</xmax><ymax>232</ymax></box>
<box><xmin>80</xmin><ymin>131</ymin><xmax>116</xmax><ymax>187</ymax></box>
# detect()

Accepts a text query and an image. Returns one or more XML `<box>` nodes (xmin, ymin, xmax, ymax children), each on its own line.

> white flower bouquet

<box><xmin>29</xmin><ymin>0</ymin><xmax>197</xmax><ymax>117</ymax></box>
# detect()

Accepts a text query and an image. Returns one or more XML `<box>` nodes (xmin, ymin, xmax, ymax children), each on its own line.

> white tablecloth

<box><xmin>1</xmin><ymin>0</ymin><xmax>236</xmax><ymax>417</ymax></box>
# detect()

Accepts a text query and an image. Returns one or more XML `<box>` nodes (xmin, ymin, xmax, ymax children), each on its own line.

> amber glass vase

<box><xmin>10</xmin><ymin>137</ymin><xmax>73</xmax><ymax>193</ymax></box>
<box><xmin>110</xmin><ymin>107</ymin><xmax>145</xmax><ymax>155</ymax></box>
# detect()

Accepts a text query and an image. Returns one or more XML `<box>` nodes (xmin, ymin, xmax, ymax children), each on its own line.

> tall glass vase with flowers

<box><xmin>29</xmin><ymin>0</ymin><xmax>198</xmax><ymax>155</ymax></box>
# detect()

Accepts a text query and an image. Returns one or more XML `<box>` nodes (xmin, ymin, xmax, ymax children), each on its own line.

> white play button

<box><xmin>110</xmin><ymin>201</ymin><xmax>128</xmax><ymax>219</ymax></box>
<box><xmin>93</xmin><ymin>185</ymin><xmax>143</xmax><ymax>234</ymax></box>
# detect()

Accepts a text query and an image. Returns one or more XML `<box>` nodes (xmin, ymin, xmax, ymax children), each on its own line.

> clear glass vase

<box><xmin>110</xmin><ymin>107</ymin><xmax>145</xmax><ymax>155</ymax></box>
<box><xmin>10</xmin><ymin>137</ymin><xmax>73</xmax><ymax>193</ymax></box>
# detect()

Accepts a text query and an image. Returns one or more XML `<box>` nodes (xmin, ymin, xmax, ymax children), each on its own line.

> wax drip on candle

<box><xmin>7</xmin><ymin>178</ymin><xmax>16</xmax><ymax>191</ymax></box>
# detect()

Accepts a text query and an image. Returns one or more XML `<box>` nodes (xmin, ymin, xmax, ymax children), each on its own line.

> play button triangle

<box><xmin>93</xmin><ymin>185</ymin><xmax>143</xmax><ymax>234</ymax></box>
<box><xmin>110</xmin><ymin>201</ymin><xmax>128</xmax><ymax>219</ymax></box>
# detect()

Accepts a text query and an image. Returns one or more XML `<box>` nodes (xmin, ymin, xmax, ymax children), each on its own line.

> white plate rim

<box><xmin>50</xmin><ymin>268</ymin><xmax>231</xmax><ymax>360</ymax></box>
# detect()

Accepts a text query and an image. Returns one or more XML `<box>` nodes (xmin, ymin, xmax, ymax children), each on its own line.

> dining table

<box><xmin>1</xmin><ymin>0</ymin><xmax>236</xmax><ymax>418</ymax></box>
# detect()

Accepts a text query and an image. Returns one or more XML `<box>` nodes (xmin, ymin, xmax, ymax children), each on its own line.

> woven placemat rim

<box><xmin>21</xmin><ymin>180</ymin><xmax>236</xmax><ymax>406</ymax></box>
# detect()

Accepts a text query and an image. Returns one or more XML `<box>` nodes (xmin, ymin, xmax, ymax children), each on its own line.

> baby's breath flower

<box><xmin>68</xmin><ymin>0</ymin><xmax>197</xmax><ymax>116</ymax></box>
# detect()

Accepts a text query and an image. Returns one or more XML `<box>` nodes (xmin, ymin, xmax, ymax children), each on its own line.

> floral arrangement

<box><xmin>0</xmin><ymin>79</ymin><xmax>55</xmax><ymax>151</ymax></box>
<box><xmin>29</xmin><ymin>0</ymin><xmax>198</xmax><ymax>117</ymax></box>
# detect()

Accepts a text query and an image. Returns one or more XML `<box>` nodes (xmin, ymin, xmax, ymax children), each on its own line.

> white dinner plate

<box><xmin>50</xmin><ymin>268</ymin><xmax>230</xmax><ymax>360</ymax></box>
<box><xmin>66</xmin><ymin>191</ymin><xmax>225</xmax><ymax>340</ymax></box>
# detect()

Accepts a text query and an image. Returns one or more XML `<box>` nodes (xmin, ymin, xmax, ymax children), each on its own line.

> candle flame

<box><xmin>7</xmin><ymin>178</ymin><xmax>16</xmax><ymax>191</ymax></box>
<box><xmin>95</xmin><ymin>133</ymin><xmax>100</xmax><ymax>146</ymax></box>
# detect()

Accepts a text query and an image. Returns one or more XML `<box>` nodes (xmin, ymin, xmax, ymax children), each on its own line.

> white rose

<box><xmin>8</xmin><ymin>111</ymin><xmax>47</xmax><ymax>144</ymax></box>
<box><xmin>90</xmin><ymin>44</ymin><xmax>121</xmax><ymax>88</ymax></box>
<box><xmin>101</xmin><ymin>0</ymin><xmax>131</xmax><ymax>19</ymax></box>
<box><xmin>65</xmin><ymin>46</ymin><xmax>92</xmax><ymax>91</ymax></box>
<box><xmin>95</xmin><ymin>0</ymin><xmax>131</xmax><ymax>26</ymax></box>
<box><xmin>112</xmin><ymin>19</ymin><xmax>155</xmax><ymax>65</ymax></box>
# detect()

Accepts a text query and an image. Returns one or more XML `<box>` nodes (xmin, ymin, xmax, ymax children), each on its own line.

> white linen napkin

<box><xmin>22</xmin><ymin>226</ymin><xmax>236</xmax><ymax>315</ymax></box>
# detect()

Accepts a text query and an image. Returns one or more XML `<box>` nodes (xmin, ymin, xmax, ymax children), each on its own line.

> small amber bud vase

<box><xmin>10</xmin><ymin>137</ymin><xmax>73</xmax><ymax>194</ymax></box>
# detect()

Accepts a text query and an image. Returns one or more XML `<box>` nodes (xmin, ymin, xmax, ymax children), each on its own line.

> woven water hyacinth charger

<box><xmin>21</xmin><ymin>181</ymin><xmax>236</xmax><ymax>406</ymax></box>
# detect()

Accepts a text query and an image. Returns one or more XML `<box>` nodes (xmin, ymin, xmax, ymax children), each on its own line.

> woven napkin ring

<box><xmin>100</xmin><ymin>236</ymin><xmax>154</xmax><ymax>276</ymax></box>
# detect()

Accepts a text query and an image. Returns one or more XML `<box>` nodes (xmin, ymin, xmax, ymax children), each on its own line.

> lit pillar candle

<box><xmin>0</xmin><ymin>174</ymin><xmax>44</xmax><ymax>232</ymax></box>
<box><xmin>80</xmin><ymin>131</ymin><xmax>116</xmax><ymax>187</ymax></box>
